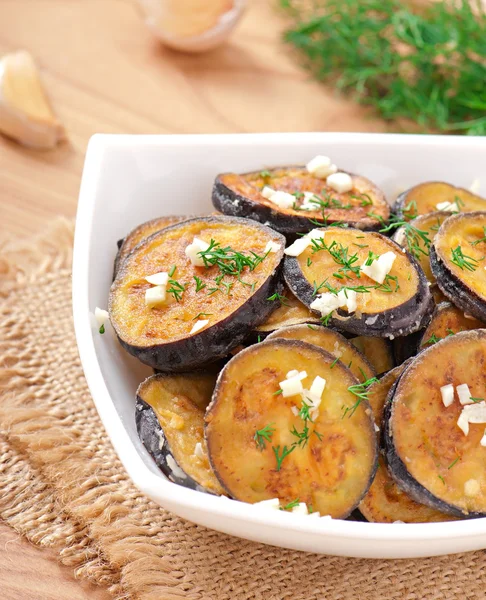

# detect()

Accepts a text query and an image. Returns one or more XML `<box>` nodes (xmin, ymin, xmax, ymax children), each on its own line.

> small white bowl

<box><xmin>73</xmin><ymin>132</ymin><xmax>486</xmax><ymax>558</ymax></box>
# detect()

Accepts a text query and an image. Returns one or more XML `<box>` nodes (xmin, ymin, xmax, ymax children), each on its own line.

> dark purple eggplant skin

<box><xmin>212</xmin><ymin>169</ymin><xmax>385</xmax><ymax>235</ymax></box>
<box><xmin>382</xmin><ymin>370</ymin><xmax>478</xmax><ymax>519</ymax></box>
<box><xmin>283</xmin><ymin>238</ymin><xmax>434</xmax><ymax>338</ymax></box>
<box><xmin>392</xmin><ymin>328</ymin><xmax>425</xmax><ymax>365</ymax></box>
<box><xmin>430</xmin><ymin>245</ymin><xmax>486</xmax><ymax>322</ymax></box>
<box><xmin>136</xmin><ymin>397</ymin><xmax>213</xmax><ymax>493</ymax></box>
<box><xmin>112</xmin><ymin>216</ymin><xmax>286</xmax><ymax>373</ymax></box>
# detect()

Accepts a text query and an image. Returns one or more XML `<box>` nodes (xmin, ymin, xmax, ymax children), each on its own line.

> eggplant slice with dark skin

<box><xmin>114</xmin><ymin>215</ymin><xmax>188</xmax><ymax>277</ymax></box>
<box><xmin>419</xmin><ymin>301</ymin><xmax>485</xmax><ymax>350</ymax></box>
<box><xmin>205</xmin><ymin>338</ymin><xmax>378</xmax><ymax>519</ymax></box>
<box><xmin>348</xmin><ymin>336</ymin><xmax>394</xmax><ymax>375</ymax></box>
<box><xmin>384</xmin><ymin>330</ymin><xmax>486</xmax><ymax>517</ymax></box>
<box><xmin>394</xmin><ymin>182</ymin><xmax>486</xmax><ymax>221</ymax></box>
<box><xmin>266</xmin><ymin>324</ymin><xmax>376</xmax><ymax>383</ymax></box>
<box><xmin>283</xmin><ymin>227</ymin><xmax>433</xmax><ymax>338</ymax></box>
<box><xmin>136</xmin><ymin>373</ymin><xmax>225</xmax><ymax>495</ymax></box>
<box><xmin>109</xmin><ymin>216</ymin><xmax>285</xmax><ymax>372</ymax></box>
<box><xmin>213</xmin><ymin>167</ymin><xmax>390</xmax><ymax>234</ymax></box>
<box><xmin>359</xmin><ymin>363</ymin><xmax>453</xmax><ymax>523</ymax></box>
<box><xmin>430</xmin><ymin>212</ymin><xmax>486</xmax><ymax>322</ymax></box>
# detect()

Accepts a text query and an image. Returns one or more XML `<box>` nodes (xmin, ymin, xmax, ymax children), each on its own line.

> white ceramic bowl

<box><xmin>73</xmin><ymin>132</ymin><xmax>486</xmax><ymax>559</ymax></box>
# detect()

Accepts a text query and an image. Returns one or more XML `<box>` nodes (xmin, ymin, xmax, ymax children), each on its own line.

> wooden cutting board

<box><xmin>0</xmin><ymin>0</ymin><xmax>383</xmax><ymax>597</ymax></box>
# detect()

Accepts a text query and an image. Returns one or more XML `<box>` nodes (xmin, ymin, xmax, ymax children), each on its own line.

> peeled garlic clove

<box><xmin>0</xmin><ymin>50</ymin><xmax>66</xmax><ymax>149</ymax></box>
<box><xmin>137</xmin><ymin>0</ymin><xmax>246</xmax><ymax>53</ymax></box>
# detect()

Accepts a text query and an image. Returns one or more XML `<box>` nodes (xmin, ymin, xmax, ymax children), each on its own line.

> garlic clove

<box><xmin>0</xmin><ymin>50</ymin><xmax>66</xmax><ymax>149</ymax></box>
<box><xmin>137</xmin><ymin>0</ymin><xmax>246</xmax><ymax>53</ymax></box>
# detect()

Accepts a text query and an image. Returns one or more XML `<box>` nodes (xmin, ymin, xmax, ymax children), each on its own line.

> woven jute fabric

<box><xmin>0</xmin><ymin>219</ymin><xmax>485</xmax><ymax>600</ymax></box>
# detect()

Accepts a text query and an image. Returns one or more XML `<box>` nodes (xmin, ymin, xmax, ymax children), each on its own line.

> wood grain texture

<box><xmin>0</xmin><ymin>0</ymin><xmax>381</xmax><ymax>596</ymax></box>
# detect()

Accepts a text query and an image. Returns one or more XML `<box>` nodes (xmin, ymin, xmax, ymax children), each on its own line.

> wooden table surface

<box><xmin>0</xmin><ymin>0</ymin><xmax>383</xmax><ymax>597</ymax></box>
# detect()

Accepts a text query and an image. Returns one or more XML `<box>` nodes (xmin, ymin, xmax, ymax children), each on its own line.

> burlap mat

<box><xmin>0</xmin><ymin>219</ymin><xmax>485</xmax><ymax>600</ymax></box>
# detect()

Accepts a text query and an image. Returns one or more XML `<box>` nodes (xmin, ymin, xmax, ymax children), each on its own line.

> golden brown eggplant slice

<box><xmin>266</xmin><ymin>324</ymin><xmax>376</xmax><ymax>382</ymax></box>
<box><xmin>253</xmin><ymin>286</ymin><xmax>320</xmax><ymax>337</ymax></box>
<box><xmin>205</xmin><ymin>338</ymin><xmax>378</xmax><ymax>519</ymax></box>
<box><xmin>419</xmin><ymin>301</ymin><xmax>485</xmax><ymax>349</ymax></box>
<box><xmin>430</xmin><ymin>212</ymin><xmax>486</xmax><ymax>322</ymax></box>
<box><xmin>349</xmin><ymin>336</ymin><xmax>394</xmax><ymax>375</ymax></box>
<box><xmin>394</xmin><ymin>182</ymin><xmax>486</xmax><ymax>220</ymax></box>
<box><xmin>283</xmin><ymin>227</ymin><xmax>433</xmax><ymax>337</ymax></box>
<box><xmin>213</xmin><ymin>167</ymin><xmax>389</xmax><ymax>234</ymax></box>
<box><xmin>114</xmin><ymin>216</ymin><xmax>187</xmax><ymax>276</ymax></box>
<box><xmin>110</xmin><ymin>216</ymin><xmax>285</xmax><ymax>372</ymax></box>
<box><xmin>392</xmin><ymin>212</ymin><xmax>448</xmax><ymax>284</ymax></box>
<box><xmin>136</xmin><ymin>373</ymin><xmax>225</xmax><ymax>495</ymax></box>
<box><xmin>384</xmin><ymin>330</ymin><xmax>486</xmax><ymax>517</ymax></box>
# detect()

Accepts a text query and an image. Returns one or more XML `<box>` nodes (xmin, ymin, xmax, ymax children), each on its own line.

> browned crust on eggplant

<box><xmin>430</xmin><ymin>212</ymin><xmax>486</xmax><ymax>322</ymax></box>
<box><xmin>114</xmin><ymin>216</ymin><xmax>187</xmax><ymax>276</ymax></box>
<box><xmin>254</xmin><ymin>287</ymin><xmax>320</xmax><ymax>335</ymax></box>
<box><xmin>205</xmin><ymin>338</ymin><xmax>378</xmax><ymax>519</ymax></box>
<box><xmin>212</xmin><ymin>167</ymin><xmax>389</xmax><ymax>234</ymax></box>
<box><xmin>283</xmin><ymin>227</ymin><xmax>434</xmax><ymax>338</ymax></box>
<box><xmin>110</xmin><ymin>216</ymin><xmax>285</xmax><ymax>372</ymax></box>
<box><xmin>384</xmin><ymin>330</ymin><xmax>486</xmax><ymax>517</ymax></box>
<box><xmin>266</xmin><ymin>324</ymin><xmax>376</xmax><ymax>383</ymax></box>
<box><xmin>394</xmin><ymin>182</ymin><xmax>486</xmax><ymax>220</ymax></box>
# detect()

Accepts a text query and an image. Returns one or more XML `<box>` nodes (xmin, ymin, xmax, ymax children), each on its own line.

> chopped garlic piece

<box><xmin>470</xmin><ymin>178</ymin><xmax>481</xmax><ymax>194</ymax></box>
<box><xmin>261</xmin><ymin>186</ymin><xmax>275</xmax><ymax>199</ymax></box>
<box><xmin>457</xmin><ymin>401</ymin><xmax>486</xmax><ymax>436</ymax></box>
<box><xmin>307</xmin><ymin>228</ymin><xmax>326</xmax><ymax>241</ymax></box>
<box><xmin>194</xmin><ymin>442</ymin><xmax>204</xmax><ymax>459</ymax></box>
<box><xmin>269</xmin><ymin>190</ymin><xmax>295</xmax><ymax>209</ymax></box>
<box><xmin>284</xmin><ymin>236</ymin><xmax>311</xmax><ymax>257</ymax></box>
<box><xmin>94</xmin><ymin>307</ymin><xmax>109</xmax><ymax>327</ymax></box>
<box><xmin>436</xmin><ymin>201</ymin><xmax>458</xmax><ymax>212</ymax></box>
<box><xmin>286</xmin><ymin>369</ymin><xmax>299</xmax><ymax>379</ymax></box>
<box><xmin>286</xmin><ymin>370</ymin><xmax>307</xmax><ymax>381</ymax></box>
<box><xmin>310</xmin><ymin>292</ymin><xmax>342</xmax><ymax>316</ymax></box>
<box><xmin>338</xmin><ymin>289</ymin><xmax>357</xmax><ymax>313</ymax></box>
<box><xmin>374</xmin><ymin>423</ymin><xmax>380</xmax><ymax>433</ymax></box>
<box><xmin>440</xmin><ymin>384</ymin><xmax>455</xmax><ymax>408</ymax></box>
<box><xmin>465</xmin><ymin>479</ymin><xmax>480</xmax><ymax>497</ymax></box>
<box><xmin>264</xmin><ymin>241</ymin><xmax>281</xmax><ymax>254</ymax></box>
<box><xmin>0</xmin><ymin>50</ymin><xmax>66</xmax><ymax>149</ymax></box>
<box><xmin>306</xmin><ymin>155</ymin><xmax>337</xmax><ymax>179</ymax></box>
<box><xmin>481</xmin><ymin>429</ymin><xmax>486</xmax><ymax>447</ymax></box>
<box><xmin>291</xmin><ymin>503</ymin><xmax>309</xmax><ymax>515</ymax></box>
<box><xmin>280</xmin><ymin>376</ymin><xmax>304</xmax><ymax>398</ymax></box>
<box><xmin>361</xmin><ymin>251</ymin><xmax>397</xmax><ymax>284</ymax></box>
<box><xmin>190</xmin><ymin>319</ymin><xmax>209</xmax><ymax>334</ymax></box>
<box><xmin>145</xmin><ymin>271</ymin><xmax>169</xmax><ymax>286</ymax></box>
<box><xmin>326</xmin><ymin>172</ymin><xmax>353</xmax><ymax>194</ymax></box>
<box><xmin>145</xmin><ymin>285</ymin><xmax>167</xmax><ymax>308</ymax></box>
<box><xmin>309</xmin><ymin>375</ymin><xmax>326</xmax><ymax>400</ymax></box>
<box><xmin>457</xmin><ymin>383</ymin><xmax>474</xmax><ymax>405</ymax></box>
<box><xmin>254</xmin><ymin>498</ymin><xmax>280</xmax><ymax>510</ymax></box>
<box><xmin>185</xmin><ymin>237</ymin><xmax>210</xmax><ymax>267</ymax></box>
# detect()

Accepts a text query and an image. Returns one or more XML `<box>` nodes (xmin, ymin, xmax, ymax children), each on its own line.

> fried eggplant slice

<box><xmin>205</xmin><ymin>338</ymin><xmax>378</xmax><ymax>519</ymax></box>
<box><xmin>266</xmin><ymin>324</ymin><xmax>376</xmax><ymax>382</ymax></box>
<box><xmin>114</xmin><ymin>216</ymin><xmax>187</xmax><ymax>276</ymax></box>
<box><xmin>110</xmin><ymin>216</ymin><xmax>285</xmax><ymax>372</ymax></box>
<box><xmin>213</xmin><ymin>167</ymin><xmax>389</xmax><ymax>234</ymax></box>
<box><xmin>136</xmin><ymin>373</ymin><xmax>225</xmax><ymax>495</ymax></box>
<box><xmin>283</xmin><ymin>227</ymin><xmax>433</xmax><ymax>338</ymax></box>
<box><xmin>430</xmin><ymin>212</ymin><xmax>486</xmax><ymax>322</ymax></box>
<box><xmin>384</xmin><ymin>330</ymin><xmax>486</xmax><ymax>517</ymax></box>
<box><xmin>419</xmin><ymin>301</ymin><xmax>485</xmax><ymax>349</ymax></box>
<box><xmin>392</xmin><ymin>212</ymin><xmax>448</xmax><ymax>284</ymax></box>
<box><xmin>394</xmin><ymin>182</ymin><xmax>486</xmax><ymax>220</ymax></box>
<box><xmin>349</xmin><ymin>336</ymin><xmax>394</xmax><ymax>375</ymax></box>
<box><xmin>254</xmin><ymin>287</ymin><xmax>320</xmax><ymax>337</ymax></box>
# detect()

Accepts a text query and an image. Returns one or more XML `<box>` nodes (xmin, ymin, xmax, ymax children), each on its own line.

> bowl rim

<box><xmin>72</xmin><ymin>132</ymin><xmax>486</xmax><ymax>547</ymax></box>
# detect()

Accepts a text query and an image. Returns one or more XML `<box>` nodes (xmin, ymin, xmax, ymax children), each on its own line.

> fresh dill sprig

<box><xmin>471</xmin><ymin>226</ymin><xmax>486</xmax><ymax>247</ymax></box>
<box><xmin>166</xmin><ymin>278</ymin><xmax>186</xmax><ymax>302</ymax></box>
<box><xmin>272</xmin><ymin>444</ymin><xmax>296</xmax><ymax>471</ymax></box>
<box><xmin>198</xmin><ymin>239</ymin><xmax>268</xmax><ymax>278</ymax></box>
<box><xmin>450</xmin><ymin>246</ymin><xmax>480</xmax><ymax>272</ymax></box>
<box><xmin>99</xmin><ymin>324</ymin><xmax>105</xmax><ymax>334</ymax></box>
<box><xmin>254</xmin><ymin>424</ymin><xmax>275</xmax><ymax>451</ymax></box>
<box><xmin>193</xmin><ymin>312</ymin><xmax>212</xmax><ymax>320</ymax></box>
<box><xmin>193</xmin><ymin>275</ymin><xmax>206</xmax><ymax>292</ymax></box>
<box><xmin>424</xmin><ymin>333</ymin><xmax>441</xmax><ymax>346</ymax></box>
<box><xmin>379</xmin><ymin>218</ymin><xmax>432</xmax><ymax>260</ymax></box>
<box><xmin>280</xmin><ymin>498</ymin><xmax>301</xmax><ymax>511</ymax></box>
<box><xmin>343</xmin><ymin>376</ymin><xmax>379</xmax><ymax>418</ymax></box>
<box><xmin>311</xmin><ymin>239</ymin><xmax>362</xmax><ymax>279</ymax></box>
<box><xmin>280</xmin><ymin>0</ymin><xmax>486</xmax><ymax>135</ymax></box>
<box><xmin>267</xmin><ymin>292</ymin><xmax>290</xmax><ymax>305</ymax></box>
